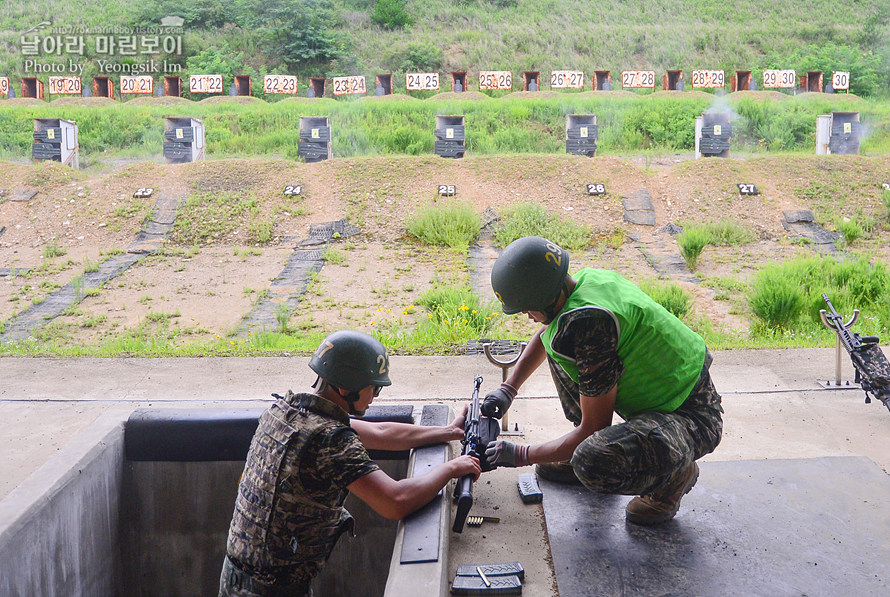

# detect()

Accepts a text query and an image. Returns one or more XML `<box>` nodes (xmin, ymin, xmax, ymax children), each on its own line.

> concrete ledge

<box><xmin>385</xmin><ymin>404</ymin><xmax>453</xmax><ymax>597</ymax></box>
<box><xmin>0</xmin><ymin>411</ymin><xmax>129</xmax><ymax>597</ymax></box>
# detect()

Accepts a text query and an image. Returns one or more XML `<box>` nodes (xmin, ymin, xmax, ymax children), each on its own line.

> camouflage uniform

<box><xmin>547</xmin><ymin>311</ymin><xmax>723</xmax><ymax>496</ymax></box>
<box><xmin>220</xmin><ymin>391</ymin><xmax>379</xmax><ymax>597</ymax></box>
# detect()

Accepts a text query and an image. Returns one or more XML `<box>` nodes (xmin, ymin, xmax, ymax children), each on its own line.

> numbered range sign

<box><xmin>283</xmin><ymin>185</ymin><xmax>302</xmax><ymax>196</ymax></box>
<box><xmin>586</xmin><ymin>184</ymin><xmax>607</xmax><ymax>195</ymax></box>
<box><xmin>406</xmin><ymin>72</ymin><xmax>440</xmax><ymax>91</ymax></box>
<box><xmin>831</xmin><ymin>71</ymin><xmax>850</xmax><ymax>91</ymax></box>
<box><xmin>133</xmin><ymin>188</ymin><xmax>154</xmax><ymax>198</ymax></box>
<box><xmin>737</xmin><ymin>183</ymin><xmax>759</xmax><ymax>195</ymax></box>
<box><xmin>264</xmin><ymin>75</ymin><xmax>298</xmax><ymax>95</ymax></box>
<box><xmin>48</xmin><ymin>76</ymin><xmax>82</xmax><ymax>95</ymax></box>
<box><xmin>550</xmin><ymin>70</ymin><xmax>585</xmax><ymax>89</ymax></box>
<box><xmin>622</xmin><ymin>70</ymin><xmax>656</xmax><ymax>89</ymax></box>
<box><xmin>121</xmin><ymin>76</ymin><xmax>153</xmax><ymax>95</ymax></box>
<box><xmin>437</xmin><ymin>184</ymin><xmax>456</xmax><ymax>196</ymax></box>
<box><xmin>190</xmin><ymin>74</ymin><xmax>223</xmax><ymax>94</ymax></box>
<box><xmin>332</xmin><ymin>76</ymin><xmax>366</xmax><ymax>96</ymax></box>
<box><xmin>0</xmin><ymin>77</ymin><xmax>9</xmax><ymax>96</ymax></box>
<box><xmin>691</xmin><ymin>70</ymin><xmax>725</xmax><ymax>89</ymax></box>
<box><xmin>762</xmin><ymin>69</ymin><xmax>796</xmax><ymax>89</ymax></box>
<box><xmin>478</xmin><ymin>71</ymin><xmax>512</xmax><ymax>91</ymax></box>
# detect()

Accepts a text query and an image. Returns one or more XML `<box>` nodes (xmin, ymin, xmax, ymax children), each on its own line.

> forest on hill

<box><xmin>1</xmin><ymin>0</ymin><xmax>889</xmax><ymax>97</ymax></box>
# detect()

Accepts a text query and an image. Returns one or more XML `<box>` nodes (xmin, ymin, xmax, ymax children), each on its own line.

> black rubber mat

<box><xmin>541</xmin><ymin>457</ymin><xmax>890</xmax><ymax>597</ymax></box>
<box><xmin>781</xmin><ymin>210</ymin><xmax>842</xmax><ymax>255</ymax></box>
<box><xmin>622</xmin><ymin>189</ymin><xmax>656</xmax><ymax>226</ymax></box>
<box><xmin>236</xmin><ymin>220</ymin><xmax>361</xmax><ymax>336</ymax></box>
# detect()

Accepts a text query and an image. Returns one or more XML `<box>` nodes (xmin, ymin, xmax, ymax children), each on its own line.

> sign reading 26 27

<box><xmin>550</xmin><ymin>71</ymin><xmax>584</xmax><ymax>89</ymax></box>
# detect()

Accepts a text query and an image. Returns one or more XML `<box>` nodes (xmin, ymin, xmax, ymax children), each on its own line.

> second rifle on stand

<box><xmin>483</xmin><ymin>341</ymin><xmax>527</xmax><ymax>436</ymax></box>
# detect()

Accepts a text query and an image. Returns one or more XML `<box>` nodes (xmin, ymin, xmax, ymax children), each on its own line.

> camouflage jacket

<box><xmin>225</xmin><ymin>391</ymin><xmax>379</xmax><ymax>585</ymax></box>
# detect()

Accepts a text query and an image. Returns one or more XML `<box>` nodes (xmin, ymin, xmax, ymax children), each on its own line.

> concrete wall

<box><xmin>0</xmin><ymin>413</ymin><xmax>127</xmax><ymax>597</ymax></box>
<box><xmin>0</xmin><ymin>408</ymin><xmax>446</xmax><ymax>597</ymax></box>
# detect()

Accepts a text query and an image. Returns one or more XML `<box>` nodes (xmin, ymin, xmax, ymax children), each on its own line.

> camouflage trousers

<box><xmin>550</xmin><ymin>351</ymin><xmax>723</xmax><ymax>497</ymax></box>
<box><xmin>219</xmin><ymin>556</ymin><xmax>313</xmax><ymax>597</ymax></box>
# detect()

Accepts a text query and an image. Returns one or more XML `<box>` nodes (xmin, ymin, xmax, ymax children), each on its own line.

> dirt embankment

<box><xmin>1</xmin><ymin>153</ymin><xmax>889</xmax><ymax>349</ymax></box>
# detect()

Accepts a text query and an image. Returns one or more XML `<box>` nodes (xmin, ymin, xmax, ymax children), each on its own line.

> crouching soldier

<box><xmin>483</xmin><ymin>236</ymin><xmax>723</xmax><ymax>525</ymax></box>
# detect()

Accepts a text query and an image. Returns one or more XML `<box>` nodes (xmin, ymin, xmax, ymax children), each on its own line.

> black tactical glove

<box><xmin>480</xmin><ymin>383</ymin><xmax>517</xmax><ymax>419</ymax></box>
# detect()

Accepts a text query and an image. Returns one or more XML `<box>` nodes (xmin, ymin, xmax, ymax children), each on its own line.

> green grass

<box><xmin>676</xmin><ymin>220</ymin><xmax>756</xmax><ymax>269</ymax></box>
<box><xmin>749</xmin><ymin>255</ymin><xmax>890</xmax><ymax>334</ymax></box>
<box><xmin>3</xmin><ymin>93</ymin><xmax>890</xmax><ymax>161</ymax></box>
<box><xmin>638</xmin><ymin>278</ymin><xmax>693</xmax><ymax>318</ymax></box>
<box><xmin>494</xmin><ymin>202</ymin><xmax>591</xmax><ymax>250</ymax></box>
<box><xmin>406</xmin><ymin>201</ymin><xmax>480</xmax><ymax>249</ymax></box>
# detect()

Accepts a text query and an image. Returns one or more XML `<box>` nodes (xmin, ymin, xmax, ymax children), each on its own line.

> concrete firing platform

<box><xmin>2</xmin><ymin>348</ymin><xmax>890</xmax><ymax>596</ymax></box>
<box><xmin>541</xmin><ymin>457</ymin><xmax>890</xmax><ymax>597</ymax></box>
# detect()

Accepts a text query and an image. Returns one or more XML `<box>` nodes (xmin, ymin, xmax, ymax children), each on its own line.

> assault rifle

<box><xmin>452</xmin><ymin>375</ymin><xmax>501</xmax><ymax>533</ymax></box>
<box><xmin>822</xmin><ymin>294</ymin><xmax>890</xmax><ymax>412</ymax></box>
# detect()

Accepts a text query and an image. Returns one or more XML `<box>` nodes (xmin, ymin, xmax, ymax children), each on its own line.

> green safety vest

<box><xmin>542</xmin><ymin>269</ymin><xmax>705</xmax><ymax>418</ymax></box>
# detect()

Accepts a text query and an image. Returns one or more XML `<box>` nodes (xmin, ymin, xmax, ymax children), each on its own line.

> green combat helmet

<box><xmin>491</xmin><ymin>236</ymin><xmax>569</xmax><ymax>316</ymax></box>
<box><xmin>309</xmin><ymin>330</ymin><xmax>392</xmax><ymax>394</ymax></box>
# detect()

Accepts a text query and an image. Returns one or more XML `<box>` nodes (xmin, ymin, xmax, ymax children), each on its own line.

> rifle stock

<box><xmin>452</xmin><ymin>375</ymin><xmax>500</xmax><ymax>533</ymax></box>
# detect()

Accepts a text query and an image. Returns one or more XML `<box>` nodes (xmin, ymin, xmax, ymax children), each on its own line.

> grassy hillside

<box><xmin>1</xmin><ymin>0</ymin><xmax>889</xmax><ymax>96</ymax></box>
<box><xmin>2</xmin><ymin>93</ymin><xmax>889</xmax><ymax>162</ymax></box>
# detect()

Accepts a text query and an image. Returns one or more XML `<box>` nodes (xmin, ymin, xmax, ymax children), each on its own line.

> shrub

<box><xmin>495</xmin><ymin>203</ymin><xmax>591</xmax><ymax>251</ymax></box>
<box><xmin>638</xmin><ymin>279</ymin><xmax>692</xmax><ymax>318</ymax></box>
<box><xmin>834</xmin><ymin>219</ymin><xmax>863</xmax><ymax>245</ymax></box>
<box><xmin>749</xmin><ymin>256</ymin><xmax>890</xmax><ymax>331</ymax></box>
<box><xmin>406</xmin><ymin>202</ymin><xmax>479</xmax><ymax>249</ymax></box>
<box><xmin>371</xmin><ymin>0</ymin><xmax>413</xmax><ymax>29</ymax></box>
<box><xmin>676</xmin><ymin>220</ymin><xmax>756</xmax><ymax>269</ymax></box>
<box><xmin>750</xmin><ymin>269</ymin><xmax>807</xmax><ymax>329</ymax></box>
<box><xmin>676</xmin><ymin>227</ymin><xmax>710</xmax><ymax>270</ymax></box>
<box><xmin>416</xmin><ymin>286</ymin><xmax>500</xmax><ymax>335</ymax></box>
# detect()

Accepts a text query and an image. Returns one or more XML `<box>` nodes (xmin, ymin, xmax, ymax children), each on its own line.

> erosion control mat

<box><xmin>540</xmin><ymin>457</ymin><xmax>890</xmax><ymax>597</ymax></box>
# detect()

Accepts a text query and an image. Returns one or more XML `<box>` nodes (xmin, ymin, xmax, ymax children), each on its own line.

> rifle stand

<box><xmin>817</xmin><ymin>308</ymin><xmax>861</xmax><ymax>391</ymax></box>
<box><xmin>483</xmin><ymin>342</ymin><xmax>526</xmax><ymax>436</ymax></box>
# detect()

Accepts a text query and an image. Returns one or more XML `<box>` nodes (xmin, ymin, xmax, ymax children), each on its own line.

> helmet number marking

<box><xmin>544</xmin><ymin>243</ymin><xmax>562</xmax><ymax>267</ymax></box>
<box><xmin>316</xmin><ymin>340</ymin><xmax>335</xmax><ymax>359</ymax></box>
<box><xmin>377</xmin><ymin>354</ymin><xmax>389</xmax><ymax>375</ymax></box>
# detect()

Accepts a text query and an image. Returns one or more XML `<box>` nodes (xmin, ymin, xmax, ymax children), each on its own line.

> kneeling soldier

<box><xmin>483</xmin><ymin>236</ymin><xmax>723</xmax><ymax>525</ymax></box>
